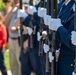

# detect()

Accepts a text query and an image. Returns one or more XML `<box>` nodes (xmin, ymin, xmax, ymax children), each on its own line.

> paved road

<box><xmin>0</xmin><ymin>71</ymin><xmax>36</xmax><ymax>75</ymax></box>
<box><xmin>0</xmin><ymin>70</ymin><xmax>12</xmax><ymax>75</ymax></box>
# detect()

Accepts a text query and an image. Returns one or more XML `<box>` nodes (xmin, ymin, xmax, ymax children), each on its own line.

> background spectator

<box><xmin>0</xmin><ymin>12</ymin><xmax>7</xmax><ymax>75</ymax></box>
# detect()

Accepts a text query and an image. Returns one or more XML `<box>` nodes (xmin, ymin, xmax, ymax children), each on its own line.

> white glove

<box><xmin>73</xmin><ymin>4</ymin><xmax>75</xmax><ymax>12</ymax></box>
<box><xmin>43</xmin><ymin>44</ymin><xmax>49</xmax><ymax>53</ymax></box>
<box><xmin>26</xmin><ymin>27</ymin><xmax>33</xmax><ymax>35</ymax></box>
<box><xmin>37</xmin><ymin>32</ymin><xmax>42</xmax><ymax>41</ymax></box>
<box><xmin>23</xmin><ymin>26</ymin><xmax>27</xmax><ymax>31</ymax></box>
<box><xmin>44</xmin><ymin>15</ymin><xmax>51</xmax><ymax>25</ymax></box>
<box><xmin>17</xmin><ymin>9</ymin><xmax>28</xmax><ymax>19</ymax></box>
<box><xmin>22</xmin><ymin>26</ymin><xmax>28</xmax><ymax>34</ymax></box>
<box><xmin>38</xmin><ymin>7</ymin><xmax>46</xmax><ymax>18</ymax></box>
<box><xmin>72</xmin><ymin>72</ymin><xmax>76</xmax><ymax>75</ymax></box>
<box><xmin>49</xmin><ymin>52</ymin><xmax>54</xmax><ymax>62</ymax></box>
<box><xmin>48</xmin><ymin>18</ymin><xmax>62</xmax><ymax>31</ymax></box>
<box><xmin>27</xmin><ymin>6</ymin><xmax>37</xmax><ymax>15</ymax></box>
<box><xmin>71</xmin><ymin>31</ymin><xmax>76</xmax><ymax>46</ymax></box>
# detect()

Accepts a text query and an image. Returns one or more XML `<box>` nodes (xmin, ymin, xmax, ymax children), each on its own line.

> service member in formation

<box><xmin>18</xmin><ymin>1</ymin><xmax>42</xmax><ymax>75</ymax></box>
<box><xmin>44</xmin><ymin>0</ymin><xmax>75</xmax><ymax>75</ymax></box>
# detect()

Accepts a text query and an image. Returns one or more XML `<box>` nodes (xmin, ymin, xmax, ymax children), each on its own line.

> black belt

<box><xmin>10</xmin><ymin>37</ymin><xmax>20</xmax><ymax>40</ymax></box>
<box><xmin>10</xmin><ymin>37</ymin><xmax>20</xmax><ymax>46</ymax></box>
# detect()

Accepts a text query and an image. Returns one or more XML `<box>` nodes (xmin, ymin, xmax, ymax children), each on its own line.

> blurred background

<box><xmin>0</xmin><ymin>0</ymin><xmax>39</xmax><ymax>75</ymax></box>
<box><xmin>0</xmin><ymin>0</ymin><xmax>38</xmax><ymax>11</ymax></box>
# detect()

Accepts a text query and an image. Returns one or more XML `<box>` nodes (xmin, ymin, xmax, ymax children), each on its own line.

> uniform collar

<box><xmin>65</xmin><ymin>0</ymin><xmax>71</xmax><ymax>5</ymax></box>
<box><xmin>36</xmin><ymin>0</ymin><xmax>40</xmax><ymax>5</ymax></box>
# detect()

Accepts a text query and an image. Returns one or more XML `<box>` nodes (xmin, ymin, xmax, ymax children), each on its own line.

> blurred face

<box><xmin>65</xmin><ymin>0</ymin><xmax>68</xmax><ymax>2</ymax></box>
<box><xmin>23</xmin><ymin>6</ymin><xmax>29</xmax><ymax>14</ymax></box>
<box><xmin>4</xmin><ymin>2</ymin><xmax>11</xmax><ymax>7</ymax></box>
<box><xmin>13</xmin><ymin>0</ymin><xmax>19</xmax><ymax>4</ymax></box>
<box><xmin>24</xmin><ymin>6</ymin><xmax>28</xmax><ymax>10</ymax></box>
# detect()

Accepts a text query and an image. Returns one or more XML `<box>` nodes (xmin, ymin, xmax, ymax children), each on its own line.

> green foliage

<box><xmin>0</xmin><ymin>0</ymin><xmax>5</xmax><ymax>11</ymax></box>
<box><xmin>0</xmin><ymin>0</ymin><xmax>38</xmax><ymax>11</ymax></box>
<box><xmin>4</xmin><ymin>50</ymin><xmax>10</xmax><ymax>70</ymax></box>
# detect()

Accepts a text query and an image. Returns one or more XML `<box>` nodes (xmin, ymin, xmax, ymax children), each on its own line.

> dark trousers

<box><xmin>0</xmin><ymin>48</ymin><xmax>7</xmax><ymax>75</ymax></box>
<box><xmin>19</xmin><ymin>48</ymin><xmax>42</xmax><ymax>75</ymax></box>
<box><xmin>39</xmin><ymin>53</ymin><xmax>51</xmax><ymax>75</ymax></box>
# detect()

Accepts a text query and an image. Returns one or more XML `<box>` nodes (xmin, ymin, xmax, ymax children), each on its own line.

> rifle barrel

<box><xmin>20</xmin><ymin>0</ymin><xmax>23</xmax><ymax>47</ymax></box>
<box><xmin>29</xmin><ymin>0</ymin><xmax>34</xmax><ymax>48</ymax></box>
<box><xmin>38</xmin><ymin>0</ymin><xmax>45</xmax><ymax>56</ymax></box>
<box><xmin>45</xmin><ymin>0</ymin><xmax>51</xmax><ymax>72</ymax></box>
<box><xmin>51</xmin><ymin>0</ymin><xmax>57</xmax><ymax>75</ymax></box>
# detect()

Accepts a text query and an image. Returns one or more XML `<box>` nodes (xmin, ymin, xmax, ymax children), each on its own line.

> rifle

<box><xmin>38</xmin><ymin>0</ymin><xmax>45</xmax><ymax>56</ymax></box>
<box><xmin>29</xmin><ymin>0</ymin><xmax>33</xmax><ymax>5</ymax></box>
<box><xmin>29</xmin><ymin>0</ymin><xmax>34</xmax><ymax>48</ymax></box>
<box><xmin>74</xmin><ymin>0</ymin><xmax>76</xmax><ymax>73</ymax></box>
<box><xmin>51</xmin><ymin>0</ymin><xmax>57</xmax><ymax>75</ymax></box>
<box><xmin>20</xmin><ymin>0</ymin><xmax>23</xmax><ymax>48</ymax></box>
<box><xmin>45</xmin><ymin>0</ymin><xmax>51</xmax><ymax>72</ymax></box>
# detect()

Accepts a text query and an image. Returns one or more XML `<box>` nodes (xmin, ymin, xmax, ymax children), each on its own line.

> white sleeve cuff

<box><xmin>27</xmin><ymin>6</ymin><xmax>37</xmax><ymax>15</ymax></box>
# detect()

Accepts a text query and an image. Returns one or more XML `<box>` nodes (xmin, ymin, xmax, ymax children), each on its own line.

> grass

<box><xmin>4</xmin><ymin>49</ymin><xmax>10</xmax><ymax>70</ymax></box>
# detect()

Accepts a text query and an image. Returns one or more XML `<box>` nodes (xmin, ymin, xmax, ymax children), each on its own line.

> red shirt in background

<box><xmin>0</xmin><ymin>24</ymin><xmax>7</xmax><ymax>48</ymax></box>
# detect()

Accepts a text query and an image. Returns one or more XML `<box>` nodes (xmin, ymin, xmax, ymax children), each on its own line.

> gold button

<box><xmin>71</xmin><ymin>64</ymin><xmax>73</xmax><ymax>66</ymax></box>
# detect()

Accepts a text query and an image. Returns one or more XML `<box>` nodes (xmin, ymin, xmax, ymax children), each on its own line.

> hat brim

<box><xmin>23</xmin><ymin>4</ymin><xmax>29</xmax><ymax>7</ymax></box>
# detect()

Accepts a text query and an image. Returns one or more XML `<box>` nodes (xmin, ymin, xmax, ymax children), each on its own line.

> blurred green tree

<box><xmin>0</xmin><ymin>0</ymin><xmax>38</xmax><ymax>11</ymax></box>
<box><xmin>0</xmin><ymin>0</ymin><xmax>5</xmax><ymax>11</ymax></box>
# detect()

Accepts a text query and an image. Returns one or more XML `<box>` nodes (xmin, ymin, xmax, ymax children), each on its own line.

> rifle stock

<box><xmin>38</xmin><ymin>0</ymin><xmax>44</xmax><ymax>56</ymax></box>
<box><xmin>46</xmin><ymin>49</ymin><xmax>50</xmax><ymax>72</ymax></box>
<box><xmin>45</xmin><ymin>37</ymin><xmax>50</xmax><ymax>72</ymax></box>
<box><xmin>45</xmin><ymin>0</ymin><xmax>51</xmax><ymax>72</ymax></box>
<box><xmin>29</xmin><ymin>0</ymin><xmax>34</xmax><ymax>48</ymax></box>
<box><xmin>51</xmin><ymin>0</ymin><xmax>57</xmax><ymax>75</ymax></box>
